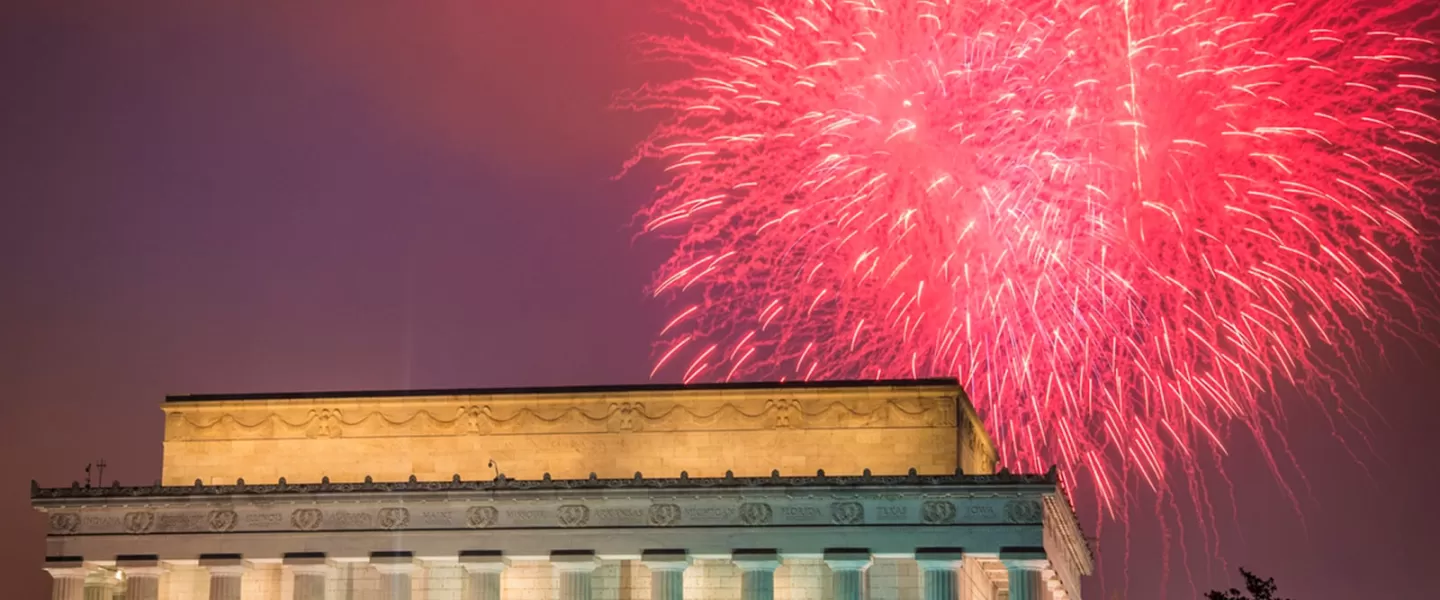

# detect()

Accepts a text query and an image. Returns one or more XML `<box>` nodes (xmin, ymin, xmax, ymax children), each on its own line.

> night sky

<box><xmin>2</xmin><ymin>2</ymin><xmax>1436</xmax><ymax>599</ymax></box>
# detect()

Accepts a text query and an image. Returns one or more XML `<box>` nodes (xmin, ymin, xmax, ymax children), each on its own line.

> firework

<box><xmin>621</xmin><ymin>0</ymin><xmax>1439</xmax><ymax>513</ymax></box>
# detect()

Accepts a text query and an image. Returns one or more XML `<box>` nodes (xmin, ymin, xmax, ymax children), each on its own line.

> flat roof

<box><xmin>165</xmin><ymin>378</ymin><xmax>961</xmax><ymax>403</ymax></box>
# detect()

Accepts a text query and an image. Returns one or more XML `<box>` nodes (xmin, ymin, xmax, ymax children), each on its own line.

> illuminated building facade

<box><xmin>32</xmin><ymin>379</ymin><xmax>1091</xmax><ymax>600</ymax></box>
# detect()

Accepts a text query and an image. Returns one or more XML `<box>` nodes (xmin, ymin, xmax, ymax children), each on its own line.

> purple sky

<box><xmin>2</xmin><ymin>2</ymin><xmax>1436</xmax><ymax>598</ymax></box>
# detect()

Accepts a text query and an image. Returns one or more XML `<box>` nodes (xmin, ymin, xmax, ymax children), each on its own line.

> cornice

<box><xmin>33</xmin><ymin>468</ymin><xmax>1058</xmax><ymax>502</ymax></box>
<box><xmin>32</xmin><ymin>469</ymin><xmax>1068</xmax><ymax>538</ymax></box>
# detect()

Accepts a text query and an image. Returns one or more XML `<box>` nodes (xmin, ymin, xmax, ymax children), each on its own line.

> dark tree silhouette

<box><xmin>1206</xmin><ymin>569</ymin><xmax>1291</xmax><ymax>600</ymax></box>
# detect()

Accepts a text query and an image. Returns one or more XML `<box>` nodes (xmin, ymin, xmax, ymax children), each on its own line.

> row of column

<box><xmin>48</xmin><ymin>549</ymin><xmax>1056</xmax><ymax>600</ymax></box>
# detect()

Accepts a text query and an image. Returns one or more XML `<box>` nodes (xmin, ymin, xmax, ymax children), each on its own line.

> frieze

<box><xmin>557</xmin><ymin>505</ymin><xmax>590</xmax><ymax>527</ymax></box>
<box><xmin>33</xmin><ymin>470</ymin><xmax>1054</xmax><ymax>500</ymax></box>
<box><xmin>160</xmin><ymin>394</ymin><xmax>962</xmax><ymax>441</ymax></box>
<box><xmin>647</xmin><ymin>504</ymin><xmax>680</xmax><ymax>527</ymax></box>
<box><xmin>594</xmin><ymin>507</ymin><xmax>647</xmax><ymax>526</ymax></box>
<box><xmin>36</xmin><ymin>495</ymin><xmax>1057</xmax><ymax>537</ymax></box>
<box><xmin>328</xmin><ymin>511</ymin><xmax>374</xmax><ymax>528</ymax></box>
<box><xmin>921</xmin><ymin>500</ymin><xmax>956</xmax><ymax>524</ymax></box>
<box><xmin>154</xmin><ymin>513</ymin><xmax>204</xmax><ymax>533</ymax></box>
<box><xmin>124</xmin><ymin>512</ymin><xmax>155</xmax><ymax>534</ymax></box>
<box><xmin>207</xmin><ymin>510</ymin><xmax>238</xmax><ymax>532</ymax></box>
<box><xmin>464</xmin><ymin>506</ymin><xmax>496</xmax><ymax>528</ymax></box>
<box><xmin>48</xmin><ymin>513</ymin><xmax>79</xmax><ymax>534</ymax></box>
<box><xmin>829</xmin><ymin>502</ymin><xmax>864</xmax><ymax>525</ymax></box>
<box><xmin>378</xmin><ymin>508</ymin><xmax>410</xmax><ymax>530</ymax></box>
<box><xmin>738</xmin><ymin>503</ymin><xmax>772</xmax><ymax>526</ymax></box>
<box><xmin>682</xmin><ymin>506</ymin><xmax>737</xmax><ymax>524</ymax></box>
<box><xmin>243</xmin><ymin>513</ymin><xmax>285</xmax><ymax>528</ymax></box>
<box><xmin>1004</xmin><ymin>499</ymin><xmax>1043</xmax><ymax>524</ymax></box>
<box><xmin>291</xmin><ymin>509</ymin><xmax>322</xmax><ymax>531</ymax></box>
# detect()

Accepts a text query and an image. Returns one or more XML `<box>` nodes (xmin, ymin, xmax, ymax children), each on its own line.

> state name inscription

<box><xmin>875</xmin><ymin>505</ymin><xmax>909</xmax><ymax>522</ymax></box>
<box><xmin>681</xmin><ymin>506</ymin><xmax>737</xmax><ymax>524</ymax></box>
<box><xmin>594</xmin><ymin>508</ymin><xmax>647</xmax><ymax>526</ymax></box>
<box><xmin>776</xmin><ymin>505</ymin><xmax>826</xmax><ymax>524</ymax></box>
<box><xmin>505</xmin><ymin>509</ymin><xmax>550</xmax><ymax>525</ymax></box>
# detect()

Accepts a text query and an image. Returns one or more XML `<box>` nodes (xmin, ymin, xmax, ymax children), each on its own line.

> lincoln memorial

<box><xmin>31</xmin><ymin>379</ymin><xmax>1091</xmax><ymax>600</ymax></box>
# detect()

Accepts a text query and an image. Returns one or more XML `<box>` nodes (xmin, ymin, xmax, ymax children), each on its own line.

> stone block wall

<box><xmin>160</xmin><ymin>385</ymin><xmax>973</xmax><ymax>485</ymax></box>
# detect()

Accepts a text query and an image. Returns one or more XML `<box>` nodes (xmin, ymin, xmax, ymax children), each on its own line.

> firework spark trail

<box><xmin>621</xmin><ymin>0</ymin><xmax>1440</xmax><ymax>516</ymax></box>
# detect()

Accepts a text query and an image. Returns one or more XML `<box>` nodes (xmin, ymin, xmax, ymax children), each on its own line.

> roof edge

<box><xmin>164</xmin><ymin>378</ymin><xmax>960</xmax><ymax>403</ymax></box>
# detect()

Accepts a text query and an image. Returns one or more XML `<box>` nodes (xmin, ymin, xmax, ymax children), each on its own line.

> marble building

<box><xmin>32</xmin><ymin>379</ymin><xmax>1092</xmax><ymax>600</ymax></box>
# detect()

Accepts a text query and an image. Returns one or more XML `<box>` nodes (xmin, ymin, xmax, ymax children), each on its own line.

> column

<box><xmin>460</xmin><ymin>551</ymin><xmax>509</xmax><ymax>600</ymax></box>
<box><xmin>731</xmin><ymin>550</ymin><xmax>780</xmax><ymax>600</ymax></box>
<box><xmin>44</xmin><ymin>560</ymin><xmax>87</xmax><ymax>600</ymax></box>
<box><xmin>823</xmin><ymin>550</ymin><xmax>871</xmax><ymax>600</ymax></box>
<box><xmin>999</xmin><ymin>552</ymin><xmax>1047</xmax><ymax>600</ymax></box>
<box><xmin>371</xmin><ymin>552</ymin><xmax>417</xmax><ymax>600</ymax></box>
<box><xmin>118</xmin><ymin>556</ymin><xmax>165</xmax><ymax>600</ymax></box>
<box><xmin>285</xmin><ymin>552</ymin><xmax>331</xmax><ymax>600</ymax></box>
<box><xmin>551</xmin><ymin>551</ymin><xmax>599</xmax><ymax>600</ymax></box>
<box><xmin>913</xmin><ymin>549</ymin><xmax>963</xmax><ymax>600</ymax></box>
<box><xmin>200</xmin><ymin>554</ymin><xmax>245</xmax><ymax>600</ymax></box>
<box><xmin>642</xmin><ymin>550</ymin><xmax>688</xmax><ymax>600</ymax></box>
<box><xmin>82</xmin><ymin>576</ymin><xmax>113</xmax><ymax>600</ymax></box>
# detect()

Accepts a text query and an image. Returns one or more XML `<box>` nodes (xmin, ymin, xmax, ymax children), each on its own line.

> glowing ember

<box><xmin>621</xmin><ymin>0</ymin><xmax>1439</xmax><ymax>514</ymax></box>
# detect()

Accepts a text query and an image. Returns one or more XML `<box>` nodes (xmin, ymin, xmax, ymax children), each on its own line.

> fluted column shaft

<box><xmin>915</xmin><ymin>550</ymin><xmax>963</xmax><ymax>600</ymax></box>
<box><xmin>823</xmin><ymin>551</ymin><xmax>872</xmax><ymax>600</ymax></box>
<box><xmin>45</xmin><ymin>568</ymin><xmax>86</xmax><ymax>600</ymax></box>
<box><xmin>125</xmin><ymin>569</ymin><xmax>164</xmax><ymax>600</ymax></box>
<box><xmin>553</xmin><ymin>554</ymin><xmax>599</xmax><ymax>600</ymax></box>
<box><xmin>83</xmin><ymin>583</ymin><xmax>110</xmax><ymax>600</ymax></box>
<box><xmin>467</xmin><ymin>570</ymin><xmax>502</xmax><ymax>600</ymax></box>
<box><xmin>374</xmin><ymin>565</ymin><xmax>415</xmax><ymax>600</ymax></box>
<box><xmin>732</xmin><ymin>552</ymin><xmax>780</xmax><ymax>600</ymax></box>
<box><xmin>292</xmin><ymin>567</ymin><xmax>329</xmax><ymax>600</ymax></box>
<box><xmin>207</xmin><ymin>567</ymin><xmax>244</xmax><ymax>600</ymax></box>
<box><xmin>461</xmin><ymin>554</ymin><xmax>508</xmax><ymax>600</ymax></box>
<box><xmin>642</xmin><ymin>552</ymin><xmax>689</xmax><ymax>600</ymax></box>
<box><xmin>1001</xmin><ymin>559</ymin><xmax>1047</xmax><ymax>600</ymax></box>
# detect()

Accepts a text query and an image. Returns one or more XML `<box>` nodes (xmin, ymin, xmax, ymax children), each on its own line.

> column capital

<box><xmin>731</xmin><ymin>549</ymin><xmax>781</xmax><ymax>572</ymax></box>
<box><xmin>914</xmin><ymin>548</ymin><xmax>964</xmax><ymax>570</ymax></box>
<box><xmin>44</xmin><ymin>556</ymin><xmax>86</xmax><ymax>579</ymax></box>
<box><xmin>371</xmin><ymin>551</ymin><xmax>417</xmax><ymax>575</ymax></box>
<box><xmin>998</xmin><ymin>548</ymin><xmax>1048</xmax><ymax>572</ymax></box>
<box><xmin>285</xmin><ymin>552</ymin><xmax>333</xmax><ymax>576</ymax></box>
<box><xmin>642</xmin><ymin>550</ymin><xmax>689</xmax><ymax>571</ymax></box>
<box><xmin>551</xmin><ymin>551</ymin><xmax>599</xmax><ymax>573</ymax></box>
<box><xmin>199</xmin><ymin>553</ymin><xmax>246</xmax><ymax>576</ymax></box>
<box><xmin>822</xmin><ymin>549</ymin><xmax>872</xmax><ymax>572</ymax></box>
<box><xmin>116</xmin><ymin>555</ymin><xmax>163</xmax><ymax>576</ymax></box>
<box><xmin>460</xmin><ymin>551</ymin><xmax>510</xmax><ymax>574</ymax></box>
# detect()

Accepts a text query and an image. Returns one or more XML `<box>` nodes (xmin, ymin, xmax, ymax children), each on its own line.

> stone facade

<box><xmin>33</xmin><ymin>379</ymin><xmax>1091</xmax><ymax>600</ymax></box>
<box><xmin>158</xmin><ymin>381</ymin><xmax>993</xmax><ymax>486</ymax></box>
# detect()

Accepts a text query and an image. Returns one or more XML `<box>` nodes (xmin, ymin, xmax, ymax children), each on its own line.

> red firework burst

<box><xmin>621</xmin><ymin>0</ymin><xmax>1440</xmax><ymax>514</ymax></box>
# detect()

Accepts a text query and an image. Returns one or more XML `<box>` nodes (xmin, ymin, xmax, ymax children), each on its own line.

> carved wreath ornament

<box><xmin>378</xmin><ymin>508</ymin><xmax>410</xmax><ymax>530</ymax></box>
<box><xmin>648</xmin><ymin>503</ymin><xmax>681</xmax><ymax>526</ymax></box>
<box><xmin>921</xmin><ymin>500</ymin><xmax>956</xmax><ymax>524</ymax></box>
<box><xmin>557</xmin><ymin>505</ymin><xmax>590</xmax><ymax>527</ymax></box>
<box><xmin>830</xmin><ymin>502</ymin><xmax>864</xmax><ymax>525</ymax></box>
<box><xmin>48</xmin><ymin>513</ymin><xmax>79</xmax><ymax>534</ymax></box>
<box><xmin>123</xmin><ymin>511</ymin><xmax>155</xmax><ymax>534</ymax></box>
<box><xmin>207</xmin><ymin>510</ymin><xmax>238</xmax><ymax>532</ymax></box>
<box><xmin>466</xmin><ymin>506</ymin><xmax>498</xmax><ymax>528</ymax></box>
<box><xmin>739</xmin><ymin>503</ymin><xmax>773</xmax><ymax>525</ymax></box>
<box><xmin>1004</xmin><ymin>499</ymin><xmax>1044</xmax><ymax>524</ymax></box>
<box><xmin>291</xmin><ymin>508</ymin><xmax>323</xmax><ymax>531</ymax></box>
